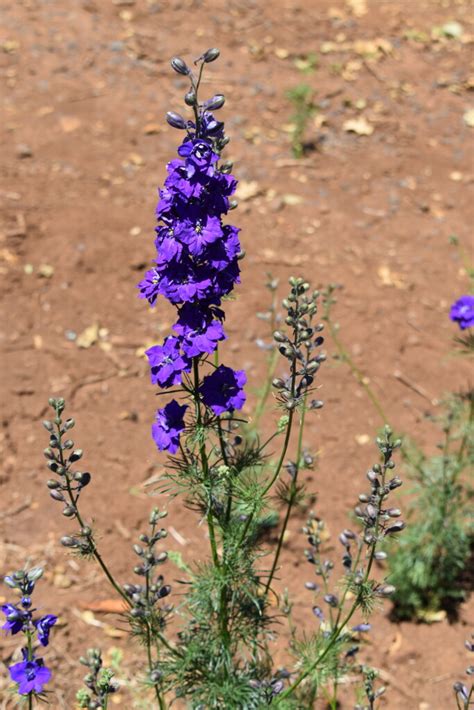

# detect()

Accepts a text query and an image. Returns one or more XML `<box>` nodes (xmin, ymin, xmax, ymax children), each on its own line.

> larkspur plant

<box><xmin>1</xmin><ymin>568</ymin><xmax>56</xmax><ymax>706</ymax></box>
<box><xmin>3</xmin><ymin>48</ymin><xmax>430</xmax><ymax>709</ymax></box>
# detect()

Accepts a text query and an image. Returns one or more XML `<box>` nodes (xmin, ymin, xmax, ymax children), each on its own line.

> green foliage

<box><xmin>388</xmin><ymin>393</ymin><xmax>474</xmax><ymax>619</ymax></box>
<box><xmin>286</xmin><ymin>83</ymin><xmax>317</xmax><ymax>158</ymax></box>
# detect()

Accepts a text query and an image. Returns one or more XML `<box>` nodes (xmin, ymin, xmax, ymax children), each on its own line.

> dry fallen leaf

<box><xmin>77</xmin><ymin>323</ymin><xmax>100</xmax><ymax>349</ymax></box>
<box><xmin>343</xmin><ymin>117</ymin><xmax>374</xmax><ymax>136</ymax></box>
<box><xmin>377</xmin><ymin>265</ymin><xmax>408</xmax><ymax>289</ymax></box>
<box><xmin>80</xmin><ymin>599</ymin><xmax>128</xmax><ymax>614</ymax></box>
<box><xmin>59</xmin><ymin>115</ymin><xmax>81</xmax><ymax>133</ymax></box>
<box><xmin>236</xmin><ymin>180</ymin><xmax>262</xmax><ymax>201</ymax></box>
<box><xmin>346</xmin><ymin>0</ymin><xmax>367</xmax><ymax>17</ymax></box>
<box><xmin>281</xmin><ymin>193</ymin><xmax>303</xmax><ymax>206</ymax></box>
<box><xmin>463</xmin><ymin>108</ymin><xmax>474</xmax><ymax>127</ymax></box>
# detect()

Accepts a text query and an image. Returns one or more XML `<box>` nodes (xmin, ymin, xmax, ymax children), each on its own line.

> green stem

<box><xmin>253</xmin><ymin>347</ymin><xmax>279</xmax><ymax>429</ymax></box>
<box><xmin>264</xmin><ymin>395</ymin><xmax>307</xmax><ymax>596</ymax></box>
<box><xmin>27</xmin><ymin>632</ymin><xmax>33</xmax><ymax>710</ymax></box>
<box><xmin>192</xmin><ymin>358</ymin><xmax>230</xmax><ymax>652</ymax></box>
<box><xmin>324</xmin><ymin>312</ymin><xmax>388</xmax><ymax>425</ymax></box>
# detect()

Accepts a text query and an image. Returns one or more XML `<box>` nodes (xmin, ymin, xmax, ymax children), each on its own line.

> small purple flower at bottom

<box><xmin>152</xmin><ymin>400</ymin><xmax>188</xmax><ymax>454</ymax></box>
<box><xmin>9</xmin><ymin>650</ymin><xmax>51</xmax><ymax>695</ymax></box>
<box><xmin>34</xmin><ymin>614</ymin><xmax>57</xmax><ymax>647</ymax></box>
<box><xmin>450</xmin><ymin>294</ymin><xmax>474</xmax><ymax>330</ymax></box>
<box><xmin>199</xmin><ymin>365</ymin><xmax>246</xmax><ymax>415</ymax></box>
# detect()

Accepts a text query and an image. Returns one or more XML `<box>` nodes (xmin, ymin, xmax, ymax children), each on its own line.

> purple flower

<box><xmin>34</xmin><ymin>614</ymin><xmax>57</xmax><ymax>647</ymax></box>
<box><xmin>177</xmin><ymin>138</ymin><xmax>219</xmax><ymax>177</ymax></box>
<box><xmin>1</xmin><ymin>604</ymin><xmax>29</xmax><ymax>635</ymax></box>
<box><xmin>146</xmin><ymin>336</ymin><xmax>190</xmax><ymax>388</ymax></box>
<box><xmin>173</xmin><ymin>304</ymin><xmax>226</xmax><ymax>358</ymax></box>
<box><xmin>137</xmin><ymin>268</ymin><xmax>160</xmax><ymax>306</ymax></box>
<box><xmin>200</xmin><ymin>365</ymin><xmax>246</xmax><ymax>415</ymax></box>
<box><xmin>9</xmin><ymin>651</ymin><xmax>51</xmax><ymax>695</ymax></box>
<box><xmin>152</xmin><ymin>400</ymin><xmax>188</xmax><ymax>454</ymax></box>
<box><xmin>175</xmin><ymin>215</ymin><xmax>223</xmax><ymax>256</ymax></box>
<box><xmin>352</xmin><ymin>623</ymin><xmax>371</xmax><ymax>633</ymax></box>
<box><xmin>450</xmin><ymin>295</ymin><xmax>474</xmax><ymax>330</ymax></box>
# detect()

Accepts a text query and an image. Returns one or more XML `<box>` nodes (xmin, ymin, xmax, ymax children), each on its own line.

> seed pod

<box><xmin>184</xmin><ymin>90</ymin><xmax>197</xmax><ymax>106</ymax></box>
<box><xmin>50</xmin><ymin>490</ymin><xmax>65</xmax><ymax>502</ymax></box>
<box><xmin>304</xmin><ymin>581</ymin><xmax>318</xmax><ymax>590</ymax></box>
<box><xmin>43</xmin><ymin>448</ymin><xmax>55</xmax><ymax>460</ymax></box>
<box><xmin>387</xmin><ymin>507</ymin><xmax>401</xmax><ymax>517</ymax></box>
<box><xmin>203</xmin><ymin>48</ymin><xmax>220</xmax><ymax>63</ymax></box>
<box><xmin>47</xmin><ymin>479</ymin><xmax>60</xmax><ymax>489</ymax></box>
<box><xmin>62</xmin><ymin>506</ymin><xmax>76</xmax><ymax>518</ymax></box>
<box><xmin>42</xmin><ymin>420</ymin><xmax>54</xmax><ymax>432</ymax></box>
<box><xmin>158</xmin><ymin>585</ymin><xmax>171</xmax><ymax>598</ymax></box>
<box><xmin>384</xmin><ymin>521</ymin><xmax>405</xmax><ymax>535</ymax></box>
<box><xmin>133</xmin><ymin>545</ymin><xmax>144</xmax><ymax>556</ymax></box>
<box><xmin>61</xmin><ymin>536</ymin><xmax>78</xmax><ymax>548</ymax></box>
<box><xmin>69</xmin><ymin>449</ymin><xmax>83</xmax><ymax>462</ymax></box>
<box><xmin>374</xmin><ymin>551</ymin><xmax>387</xmax><ymax>560</ymax></box>
<box><xmin>170</xmin><ymin>57</ymin><xmax>189</xmax><ymax>75</ymax></box>
<box><xmin>166</xmin><ymin>112</ymin><xmax>187</xmax><ymax>130</ymax></box>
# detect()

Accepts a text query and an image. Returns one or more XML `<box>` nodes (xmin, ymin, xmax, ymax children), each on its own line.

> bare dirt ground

<box><xmin>1</xmin><ymin>0</ymin><xmax>473</xmax><ymax>707</ymax></box>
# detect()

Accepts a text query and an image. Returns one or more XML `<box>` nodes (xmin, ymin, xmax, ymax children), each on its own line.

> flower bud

<box><xmin>203</xmin><ymin>48</ymin><xmax>220</xmax><ymax>63</ymax></box>
<box><xmin>205</xmin><ymin>94</ymin><xmax>225</xmax><ymax>110</ymax></box>
<box><xmin>166</xmin><ymin>112</ymin><xmax>187</xmax><ymax>130</ymax></box>
<box><xmin>170</xmin><ymin>57</ymin><xmax>189</xmax><ymax>75</ymax></box>
<box><xmin>184</xmin><ymin>90</ymin><xmax>197</xmax><ymax>106</ymax></box>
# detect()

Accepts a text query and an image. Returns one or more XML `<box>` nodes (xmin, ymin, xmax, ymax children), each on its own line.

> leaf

<box><xmin>76</xmin><ymin>323</ymin><xmax>99</xmax><ymax>348</ymax></box>
<box><xmin>416</xmin><ymin>608</ymin><xmax>447</xmax><ymax>623</ymax></box>
<box><xmin>343</xmin><ymin>117</ymin><xmax>374</xmax><ymax>136</ymax></box>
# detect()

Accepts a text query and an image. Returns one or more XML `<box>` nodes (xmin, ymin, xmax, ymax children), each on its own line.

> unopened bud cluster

<box><xmin>77</xmin><ymin>649</ymin><xmax>118</xmax><ymax>709</ymax></box>
<box><xmin>124</xmin><ymin>508</ymin><xmax>171</xmax><ymax>631</ymax></box>
<box><xmin>272</xmin><ymin>277</ymin><xmax>325</xmax><ymax>410</ymax></box>
<box><xmin>42</xmin><ymin>399</ymin><xmax>94</xmax><ymax>554</ymax></box>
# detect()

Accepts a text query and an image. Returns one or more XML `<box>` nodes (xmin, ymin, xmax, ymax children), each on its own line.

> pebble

<box><xmin>16</xmin><ymin>144</ymin><xmax>33</xmax><ymax>159</ymax></box>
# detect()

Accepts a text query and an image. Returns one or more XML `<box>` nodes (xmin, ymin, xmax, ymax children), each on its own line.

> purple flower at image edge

<box><xmin>449</xmin><ymin>294</ymin><xmax>474</xmax><ymax>330</ymax></box>
<box><xmin>152</xmin><ymin>400</ymin><xmax>188</xmax><ymax>454</ymax></box>
<box><xmin>1</xmin><ymin>604</ymin><xmax>28</xmax><ymax>635</ymax></box>
<box><xmin>9</xmin><ymin>650</ymin><xmax>51</xmax><ymax>695</ymax></box>
<box><xmin>200</xmin><ymin>365</ymin><xmax>246</xmax><ymax>415</ymax></box>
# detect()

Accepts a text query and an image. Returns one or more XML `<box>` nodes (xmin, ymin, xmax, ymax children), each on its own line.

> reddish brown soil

<box><xmin>1</xmin><ymin>0</ymin><xmax>473</xmax><ymax>708</ymax></box>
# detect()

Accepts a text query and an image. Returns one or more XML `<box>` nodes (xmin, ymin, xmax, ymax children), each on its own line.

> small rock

<box><xmin>16</xmin><ymin>144</ymin><xmax>33</xmax><ymax>159</ymax></box>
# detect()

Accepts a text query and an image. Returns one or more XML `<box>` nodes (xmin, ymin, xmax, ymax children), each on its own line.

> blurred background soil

<box><xmin>0</xmin><ymin>0</ymin><xmax>473</xmax><ymax>707</ymax></box>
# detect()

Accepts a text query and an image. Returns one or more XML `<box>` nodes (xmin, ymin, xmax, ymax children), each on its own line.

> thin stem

<box><xmin>324</xmin><ymin>311</ymin><xmax>388</xmax><ymax>425</ymax></box>
<box><xmin>458</xmin><ymin>395</ymin><xmax>474</xmax><ymax>461</ymax></box>
<box><xmin>253</xmin><ymin>347</ymin><xmax>279</xmax><ymax>429</ymax></box>
<box><xmin>26</xmin><ymin>631</ymin><xmax>33</xmax><ymax>710</ymax></box>
<box><xmin>264</xmin><ymin>394</ymin><xmax>307</xmax><ymax>596</ymax></box>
